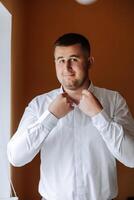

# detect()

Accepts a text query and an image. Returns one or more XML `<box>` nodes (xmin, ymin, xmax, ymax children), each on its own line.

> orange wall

<box><xmin>1</xmin><ymin>0</ymin><xmax>134</xmax><ymax>199</ymax></box>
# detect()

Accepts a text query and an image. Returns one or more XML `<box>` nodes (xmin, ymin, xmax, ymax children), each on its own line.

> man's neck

<box><xmin>63</xmin><ymin>80</ymin><xmax>91</xmax><ymax>104</ymax></box>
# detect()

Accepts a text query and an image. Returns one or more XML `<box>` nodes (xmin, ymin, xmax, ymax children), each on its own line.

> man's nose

<box><xmin>64</xmin><ymin>60</ymin><xmax>72</xmax><ymax>71</ymax></box>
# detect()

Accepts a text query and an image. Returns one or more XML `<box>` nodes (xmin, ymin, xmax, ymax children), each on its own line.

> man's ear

<box><xmin>88</xmin><ymin>56</ymin><xmax>94</xmax><ymax>65</ymax></box>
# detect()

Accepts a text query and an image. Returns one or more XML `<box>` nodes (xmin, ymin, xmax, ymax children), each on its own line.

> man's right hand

<box><xmin>48</xmin><ymin>93</ymin><xmax>74</xmax><ymax>118</ymax></box>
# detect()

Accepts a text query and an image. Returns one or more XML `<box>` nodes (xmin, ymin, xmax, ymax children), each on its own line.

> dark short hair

<box><xmin>54</xmin><ymin>33</ymin><xmax>91</xmax><ymax>56</ymax></box>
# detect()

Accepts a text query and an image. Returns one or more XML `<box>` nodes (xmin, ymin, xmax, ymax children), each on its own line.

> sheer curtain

<box><xmin>0</xmin><ymin>2</ymin><xmax>12</xmax><ymax>197</ymax></box>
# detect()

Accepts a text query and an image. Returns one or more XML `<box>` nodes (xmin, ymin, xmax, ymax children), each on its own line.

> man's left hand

<box><xmin>79</xmin><ymin>89</ymin><xmax>103</xmax><ymax>117</ymax></box>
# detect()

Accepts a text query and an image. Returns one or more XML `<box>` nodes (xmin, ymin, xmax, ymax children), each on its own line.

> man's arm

<box><xmin>7</xmin><ymin>93</ymin><xmax>73</xmax><ymax>167</ymax></box>
<box><xmin>7</xmin><ymin>104</ymin><xmax>58</xmax><ymax>167</ymax></box>
<box><xmin>79</xmin><ymin>90</ymin><xmax>134</xmax><ymax>168</ymax></box>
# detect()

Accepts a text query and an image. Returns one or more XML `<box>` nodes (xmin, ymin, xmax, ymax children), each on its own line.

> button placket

<box><xmin>73</xmin><ymin>108</ymin><xmax>84</xmax><ymax>198</ymax></box>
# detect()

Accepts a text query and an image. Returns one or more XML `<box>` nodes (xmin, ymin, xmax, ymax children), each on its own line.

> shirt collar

<box><xmin>88</xmin><ymin>81</ymin><xmax>94</xmax><ymax>93</ymax></box>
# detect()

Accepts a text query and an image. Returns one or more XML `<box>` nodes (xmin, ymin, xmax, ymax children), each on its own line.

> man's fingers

<box><xmin>81</xmin><ymin>90</ymin><xmax>93</xmax><ymax>99</ymax></box>
<box><xmin>62</xmin><ymin>92</ymin><xmax>74</xmax><ymax>104</ymax></box>
<box><xmin>82</xmin><ymin>89</ymin><xmax>91</xmax><ymax>95</ymax></box>
<box><xmin>62</xmin><ymin>92</ymin><xmax>68</xmax><ymax>97</ymax></box>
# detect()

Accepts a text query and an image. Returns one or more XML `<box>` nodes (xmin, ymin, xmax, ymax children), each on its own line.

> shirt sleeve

<box><xmin>7</xmin><ymin>99</ymin><xmax>58</xmax><ymax>167</ymax></box>
<box><xmin>91</xmin><ymin>92</ymin><xmax>134</xmax><ymax>168</ymax></box>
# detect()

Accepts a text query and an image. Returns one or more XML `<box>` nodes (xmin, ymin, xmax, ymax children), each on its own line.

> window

<box><xmin>0</xmin><ymin>2</ymin><xmax>12</xmax><ymax>197</ymax></box>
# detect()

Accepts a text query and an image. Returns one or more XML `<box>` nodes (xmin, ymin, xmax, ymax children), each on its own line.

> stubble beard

<box><xmin>61</xmin><ymin>74</ymin><xmax>88</xmax><ymax>90</ymax></box>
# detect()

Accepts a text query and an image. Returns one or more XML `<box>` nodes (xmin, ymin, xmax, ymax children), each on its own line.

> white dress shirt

<box><xmin>7</xmin><ymin>82</ymin><xmax>134</xmax><ymax>200</ymax></box>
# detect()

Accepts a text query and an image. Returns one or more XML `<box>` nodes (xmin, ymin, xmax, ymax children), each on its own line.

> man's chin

<box><xmin>62</xmin><ymin>83</ymin><xmax>79</xmax><ymax>90</ymax></box>
<box><xmin>61</xmin><ymin>79</ymin><xmax>83</xmax><ymax>90</ymax></box>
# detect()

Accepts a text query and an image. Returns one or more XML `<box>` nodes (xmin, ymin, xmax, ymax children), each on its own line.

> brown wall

<box><xmin>1</xmin><ymin>0</ymin><xmax>134</xmax><ymax>199</ymax></box>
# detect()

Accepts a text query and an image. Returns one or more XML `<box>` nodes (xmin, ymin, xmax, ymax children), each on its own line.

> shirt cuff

<box><xmin>26</xmin><ymin>110</ymin><xmax>58</xmax><ymax>149</ymax></box>
<box><xmin>28</xmin><ymin>110</ymin><xmax>58</xmax><ymax>134</ymax></box>
<box><xmin>40</xmin><ymin>110</ymin><xmax>59</xmax><ymax>131</ymax></box>
<box><xmin>91</xmin><ymin>109</ymin><xmax>111</xmax><ymax>130</ymax></box>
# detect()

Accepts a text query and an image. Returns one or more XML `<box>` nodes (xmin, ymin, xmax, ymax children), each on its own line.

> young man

<box><xmin>7</xmin><ymin>33</ymin><xmax>134</xmax><ymax>200</ymax></box>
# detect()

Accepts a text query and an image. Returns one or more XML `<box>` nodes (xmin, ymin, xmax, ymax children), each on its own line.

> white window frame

<box><xmin>0</xmin><ymin>2</ymin><xmax>12</xmax><ymax>197</ymax></box>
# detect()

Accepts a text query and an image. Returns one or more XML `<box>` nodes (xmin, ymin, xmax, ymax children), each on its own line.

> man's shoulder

<box><xmin>30</xmin><ymin>88</ymin><xmax>60</xmax><ymax>105</ymax></box>
<box><xmin>37</xmin><ymin>88</ymin><xmax>60</xmax><ymax>99</ymax></box>
<box><xmin>94</xmin><ymin>85</ymin><xmax>118</xmax><ymax>95</ymax></box>
<box><xmin>93</xmin><ymin>85</ymin><xmax>120</xmax><ymax>102</ymax></box>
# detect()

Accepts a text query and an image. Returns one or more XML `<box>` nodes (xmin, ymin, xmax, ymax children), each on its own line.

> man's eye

<box><xmin>58</xmin><ymin>59</ymin><xmax>65</xmax><ymax>64</ymax></box>
<box><xmin>70</xmin><ymin>58</ymin><xmax>78</xmax><ymax>62</ymax></box>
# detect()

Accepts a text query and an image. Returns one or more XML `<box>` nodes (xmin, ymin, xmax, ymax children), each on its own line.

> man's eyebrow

<box><xmin>69</xmin><ymin>55</ymin><xmax>80</xmax><ymax>58</ymax></box>
<box><xmin>55</xmin><ymin>55</ymin><xmax>80</xmax><ymax>61</ymax></box>
<box><xmin>56</xmin><ymin>56</ymin><xmax>64</xmax><ymax>60</ymax></box>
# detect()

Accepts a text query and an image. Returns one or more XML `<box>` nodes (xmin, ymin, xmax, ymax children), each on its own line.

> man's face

<box><xmin>54</xmin><ymin>44</ymin><xmax>90</xmax><ymax>90</ymax></box>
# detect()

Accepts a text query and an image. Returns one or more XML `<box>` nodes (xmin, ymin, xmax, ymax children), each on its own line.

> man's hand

<box><xmin>48</xmin><ymin>93</ymin><xmax>74</xmax><ymax>118</ymax></box>
<box><xmin>79</xmin><ymin>89</ymin><xmax>103</xmax><ymax>117</ymax></box>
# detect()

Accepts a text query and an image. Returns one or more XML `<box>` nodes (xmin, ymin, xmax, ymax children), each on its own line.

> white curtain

<box><xmin>0</xmin><ymin>2</ymin><xmax>12</xmax><ymax>197</ymax></box>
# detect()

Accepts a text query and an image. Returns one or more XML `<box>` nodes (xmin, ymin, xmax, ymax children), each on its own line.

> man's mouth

<box><xmin>63</xmin><ymin>73</ymin><xmax>75</xmax><ymax>76</ymax></box>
